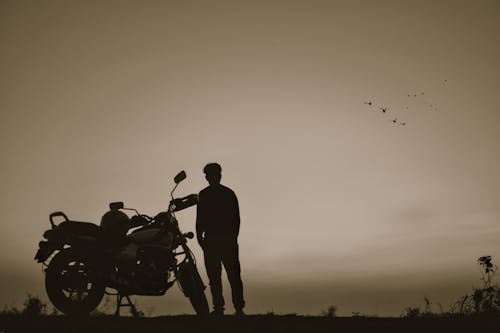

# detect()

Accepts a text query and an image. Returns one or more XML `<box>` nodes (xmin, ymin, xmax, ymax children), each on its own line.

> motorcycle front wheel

<box><xmin>45</xmin><ymin>248</ymin><xmax>105</xmax><ymax>316</ymax></box>
<box><xmin>178</xmin><ymin>262</ymin><xmax>209</xmax><ymax>316</ymax></box>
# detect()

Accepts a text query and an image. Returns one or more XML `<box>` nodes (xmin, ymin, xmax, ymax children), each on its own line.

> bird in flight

<box><xmin>364</xmin><ymin>101</ymin><xmax>373</xmax><ymax>106</ymax></box>
<box><xmin>380</xmin><ymin>107</ymin><xmax>387</xmax><ymax>113</ymax></box>
<box><xmin>392</xmin><ymin>118</ymin><xmax>407</xmax><ymax>126</ymax></box>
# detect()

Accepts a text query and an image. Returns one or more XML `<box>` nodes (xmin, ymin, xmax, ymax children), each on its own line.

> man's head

<box><xmin>203</xmin><ymin>162</ymin><xmax>222</xmax><ymax>185</ymax></box>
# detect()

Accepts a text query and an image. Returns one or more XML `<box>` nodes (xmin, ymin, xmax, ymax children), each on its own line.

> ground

<box><xmin>1</xmin><ymin>314</ymin><xmax>499</xmax><ymax>333</ymax></box>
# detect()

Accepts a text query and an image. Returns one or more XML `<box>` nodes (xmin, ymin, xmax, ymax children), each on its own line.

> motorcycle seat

<box><xmin>59</xmin><ymin>221</ymin><xmax>102</xmax><ymax>239</ymax></box>
<box><xmin>56</xmin><ymin>220</ymin><xmax>130</xmax><ymax>249</ymax></box>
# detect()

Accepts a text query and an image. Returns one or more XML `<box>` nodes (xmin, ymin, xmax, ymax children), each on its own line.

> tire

<box><xmin>45</xmin><ymin>248</ymin><xmax>105</xmax><ymax>316</ymax></box>
<box><xmin>178</xmin><ymin>262</ymin><xmax>209</xmax><ymax>316</ymax></box>
<box><xmin>188</xmin><ymin>279</ymin><xmax>209</xmax><ymax>316</ymax></box>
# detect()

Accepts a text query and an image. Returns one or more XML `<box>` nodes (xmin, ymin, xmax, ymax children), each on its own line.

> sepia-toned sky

<box><xmin>1</xmin><ymin>0</ymin><xmax>499</xmax><ymax>316</ymax></box>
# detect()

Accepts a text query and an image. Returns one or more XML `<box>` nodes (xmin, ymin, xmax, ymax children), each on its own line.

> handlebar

<box><xmin>49</xmin><ymin>211</ymin><xmax>69</xmax><ymax>228</ymax></box>
<box><xmin>170</xmin><ymin>194</ymin><xmax>198</xmax><ymax>212</ymax></box>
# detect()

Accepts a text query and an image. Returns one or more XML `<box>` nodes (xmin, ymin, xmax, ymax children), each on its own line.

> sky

<box><xmin>1</xmin><ymin>0</ymin><xmax>500</xmax><ymax>316</ymax></box>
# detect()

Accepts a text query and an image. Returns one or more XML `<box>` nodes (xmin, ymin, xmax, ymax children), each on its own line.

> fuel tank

<box><xmin>115</xmin><ymin>228</ymin><xmax>174</xmax><ymax>264</ymax></box>
<box><xmin>127</xmin><ymin>228</ymin><xmax>174</xmax><ymax>247</ymax></box>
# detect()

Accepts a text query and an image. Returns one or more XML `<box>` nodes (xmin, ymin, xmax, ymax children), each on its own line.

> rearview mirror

<box><xmin>109</xmin><ymin>202</ymin><xmax>124</xmax><ymax>210</ymax></box>
<box><xmin>174</xmin><ymin>171</ymin><xmax>187</xmax><ymax>184</ymax></box>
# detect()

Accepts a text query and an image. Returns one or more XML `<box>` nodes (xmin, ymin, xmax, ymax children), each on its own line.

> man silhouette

<box><xmin>196</xmin><ymin>163</ymin><xmax>245</xmax><ymax>316</ymax></box>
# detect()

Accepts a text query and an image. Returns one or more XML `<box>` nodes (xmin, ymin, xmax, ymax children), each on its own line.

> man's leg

<box><xmin>222</xmin><ymin>242</ymin><xmax>245</xmax><ymax>312</ymax></box>
<box><xmin>204</xmin><ymin>245</ymin><xmax>224</xmax><ymax>312</ymax></box>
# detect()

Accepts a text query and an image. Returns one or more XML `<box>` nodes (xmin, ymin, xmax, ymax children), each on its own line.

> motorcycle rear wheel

<box><xmin>45</xmin><ymin>248</ymin><xmax>105</xmax><ymax>316</ymax></box>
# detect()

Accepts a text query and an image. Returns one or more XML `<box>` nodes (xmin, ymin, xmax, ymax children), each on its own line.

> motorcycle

<box><xmin>34</xmin><ymin>171</ymin><xmax>209</xmax><ymax>316</ymax></box>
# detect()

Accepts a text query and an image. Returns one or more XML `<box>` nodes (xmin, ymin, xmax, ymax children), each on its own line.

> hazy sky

<box><xmin>1</xmin><ymin>0</ymin><xmax>499</xmax><ymax>316</ymax></box>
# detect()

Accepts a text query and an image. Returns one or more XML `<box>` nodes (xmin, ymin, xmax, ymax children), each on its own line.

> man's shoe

<box><xmin>235</xmin><ymin>309</ymin><xmax>245</xmax><ymax>316</ymax></box>
<box><xmin>210</xmin><ymin>309</ymin><xmax>224</xmax><ymax>317</ymax></box>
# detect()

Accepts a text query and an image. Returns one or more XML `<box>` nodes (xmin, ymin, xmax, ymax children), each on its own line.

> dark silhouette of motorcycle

<box><xmin>35</xmin><ymin>171</ymin><xmax>209</xmax><ymax>316</ymax></box>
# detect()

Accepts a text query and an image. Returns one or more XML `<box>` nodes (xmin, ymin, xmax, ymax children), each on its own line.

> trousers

<box><xmin>203</xmin><ymin>240</ymin><xmax>245</xmax><ymax>311</ymax></box>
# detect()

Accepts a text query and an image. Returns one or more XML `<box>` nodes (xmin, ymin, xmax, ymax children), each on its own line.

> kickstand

<box><xmin>115</xmin><ymin>294</ymin><xmax>140</xmax><ymax>318</ymax></box>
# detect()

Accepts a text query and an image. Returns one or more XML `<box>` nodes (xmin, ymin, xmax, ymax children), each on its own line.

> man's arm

<box><xmin>233</xmin><ymin>192</ymin><xmax>240</xmax><ymax>237</ymax></box>
<box><xmin>196</xmin><ymin>192</ymin><xmax>205</xmax><ymax>246</ymax></box>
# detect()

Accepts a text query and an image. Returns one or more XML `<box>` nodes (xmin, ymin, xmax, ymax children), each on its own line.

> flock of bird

<box><xmin>363</xmin><ymin>101</ymin><xmax>407</xmax><ymax>126</ymax></box>
<box><xmin>364</xmin><ymin>80</ymin><xmax>447</xmax><ymax>126</ymax></box>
